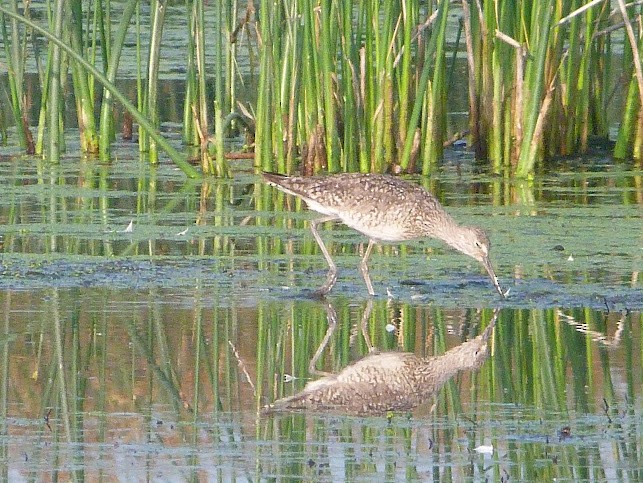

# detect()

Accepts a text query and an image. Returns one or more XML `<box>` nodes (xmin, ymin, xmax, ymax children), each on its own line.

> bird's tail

<box><xmin>261</xmin><ymin>393</ymin><xmax>309</xmax><ymax>415</ymax></box>
<box><xmin>261</xmin><ymin>171</ymin><xmax>288</xmax><ymax>186</ymax></box>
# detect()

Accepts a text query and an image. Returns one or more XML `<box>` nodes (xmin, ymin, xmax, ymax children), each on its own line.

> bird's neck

<box><xmin>430</xmin><ymin>217</ymin><xmax>467</xmax><ymax>250</ymax></box>
<box><xmin>419</xmin><ymin>331</ymin><xmax>490</xmax><ymax>383</ymax></box>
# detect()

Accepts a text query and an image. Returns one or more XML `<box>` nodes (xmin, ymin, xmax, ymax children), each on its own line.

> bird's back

<box><xmin>265</xmin><ymin>352</ymin><xmax>434</xmax><ymax>415</ymax></box>
<box><xmin>263</xmin><ymin>173</ymin><xmax>452</xmax><ymax>242</ymax></box>
<box><xmin>263</xmin><ymin>321</ymin><xmax>495</xmax><ymax>416</ymax></box>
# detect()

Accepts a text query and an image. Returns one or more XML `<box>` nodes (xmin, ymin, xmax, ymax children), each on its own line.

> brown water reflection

<box><xmin>1</xmin><ymin>287</ymin><xmax>641</xmax><ymax>480</ymax></box>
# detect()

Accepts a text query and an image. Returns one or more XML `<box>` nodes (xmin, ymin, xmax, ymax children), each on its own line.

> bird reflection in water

<box><xmin>264</xmin><ymin>302</ymin><xmax>499</xmax><ymax>416</ymax></box>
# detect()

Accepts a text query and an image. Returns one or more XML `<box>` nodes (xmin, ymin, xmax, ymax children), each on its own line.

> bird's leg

<box><xmin>359</xmin><ymin>239</ymin><xmax>377</xmax><ymax>296</ymax></box>
<box><xmin>360</xmin><ymin>299</ymin><xmax>375</xmax><ymax>352</ymax></box>
<box><xmin>308</xmin><ymin>300</ymin><xmax>338</xmax><ymax>376</ymax></box>
<box><xmin>310</xmin><ymin>216</ymin><xmax>340</xmax><ymax>296</ymax></box>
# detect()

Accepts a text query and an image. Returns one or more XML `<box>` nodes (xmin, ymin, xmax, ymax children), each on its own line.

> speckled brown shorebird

<box><xmin>263</xmin><ymin>172</ymin><xmax>506</xmax><ymax>297</ymax></box>
<box><xmin>263</xmin><ymin>310</ymin><xmax>498</xmax><ymax>416</ymax></box>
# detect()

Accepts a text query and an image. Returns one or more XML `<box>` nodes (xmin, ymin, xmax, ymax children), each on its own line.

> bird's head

<box><xmin>446</xmin><ymin>227</ymin><xmax>506</xmax><ymax>298</ymax></box>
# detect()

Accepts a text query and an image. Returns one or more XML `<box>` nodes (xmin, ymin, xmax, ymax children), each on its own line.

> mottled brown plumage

<box><xmin>264</xmin><ymin>319</ymin><xmax>496</xmax><ymax>416</ymax></box>
<box><xmin>263</xmin><ymin>172</ymin><xmax>505</xmax><ymax>297</ymax></box>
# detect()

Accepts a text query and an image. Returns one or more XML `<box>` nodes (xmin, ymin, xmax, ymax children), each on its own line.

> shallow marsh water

<box><xmin>0</xmin><ymin>155</ymin><xmax>641</xmax><ymax>481</ymax></box>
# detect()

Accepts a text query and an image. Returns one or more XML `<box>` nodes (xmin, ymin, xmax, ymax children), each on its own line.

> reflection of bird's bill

<box><xmin>485</xmin><ymin>308</ymin><xmax>502</xmax><ymax>357</ymax></box>
<box><xmin>488</xmin><ymin>307</ymin><xmax>501</xmax><ymax>328</ymax></box>
<box><xmin>479</xmin><ymin>307</ymin><xmax>501</xmax><ymax>343</ymax></box>
<box><xmin>482</xmin><ymin>256</ymin><xmax>508</xmax><ymax>298</ymax></box>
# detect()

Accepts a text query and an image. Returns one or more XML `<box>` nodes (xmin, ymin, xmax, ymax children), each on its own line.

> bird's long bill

<box><xmin>482</xmin><ymin>256</ymin><xmax>506</xmax><ymax>298</ymax></box>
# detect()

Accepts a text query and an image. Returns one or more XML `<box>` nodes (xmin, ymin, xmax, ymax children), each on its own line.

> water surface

<box><xmin>0</xmin><ymin>155</ymin><xmax>641</xmax><ymax>481</ymax></box>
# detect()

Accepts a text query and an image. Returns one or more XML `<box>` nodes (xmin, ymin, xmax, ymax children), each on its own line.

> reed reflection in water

<box><xmin>0</xmin><ymin>289</ymin><xmax>640</xmax><ymax>481</ymax></box>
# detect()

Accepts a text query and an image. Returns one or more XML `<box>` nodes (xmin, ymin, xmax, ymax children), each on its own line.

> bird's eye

<box><xmin>475</xmin><ymin>241</ymin><xmax>482</xmax><ymax>248</ymax></box>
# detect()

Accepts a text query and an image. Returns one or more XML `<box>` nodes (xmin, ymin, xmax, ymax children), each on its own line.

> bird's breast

<box><xmin>303</xmin><ymin>198</ymin><xmax>340</xmax><ymax>217</ymax></box>
<box><xmin>340</xmin><ymin>210</ymin><xmax>422</xmax><ymax>242</ymax></box>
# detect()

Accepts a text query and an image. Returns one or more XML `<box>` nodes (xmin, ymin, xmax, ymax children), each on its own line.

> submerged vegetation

<box><xmin>1</xmin><ymin>1</ymin><xmax>643</xmax><ymax>177</ymax></box>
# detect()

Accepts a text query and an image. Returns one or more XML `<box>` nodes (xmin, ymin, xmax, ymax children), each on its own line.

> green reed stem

<box><xmin>46</xmin><ymin>0</ymin><xmax>64</xmax><ymax>162</ymax></box>
<box><xmin>400</xmin><ymin>0</ymin><xmax>449</xmax><ymax>172</ymax></box>
<box><xmin>67</xmin><ymin>0</ymin><xmax>99</xmax><ymax>153</ymax></box>
<box><xmin>183</xmin><ymin>1</ymin><xmax>197</xmax><ymax>147</ymax></box>
<box><xmin>97</xmin><ymin>0</ymin><xmax>110</xmax><ymax>75</ymax></box>
<box><xmin>0</xmin><ymin>6</ymin><xmax>200</xmax><ymax>176</ymax></box>
<box><xmin>141</xmin><ymin>0</ymin><xmax>167</xmax><ymax>163</ymax></box>
<box><xmin>213</xmin><ymin>0</ymin><xmax>224</xmax><ymax>121</ymax></box>
<box><xmin>284</xmin><ymin>1</ymin><xmax>302</xmax><ymax>173</ymax></box>
<box><xmin>135</xmin><ymin>1</ymin><xmax>143</xmax><ymax>115</ymax></box>
<box><xmin>1</xmin><ymin>1</ymin><xmax>27</xmax><ymax>150</ymax></box>
<box><xmin>379</xmin><ymin>0</ymin><xmax>395</xmax><ymax>174</ymax></box>
<box><xmin>614</xmin><ymin>74</ymin><xmax>640</xmax><ymax>159</ymax></box>
<box><xmin>2</xmin><ymin>0</ymin><xmax>641</xmax><ymax>176</ymax></box>
<box><xmin>212</xmin><ymin>0</ymin><xmax>231</xmax><ymax>177</ymax></box>
<box><xmin>35</xmin><ymin>39</ymin><xmax>54</xmax><ymax>155</ymax></box>
<box><xmin>364</xmin><ymin>1</ymin><xmax>379</xmax><ymax>172</ymax></box>
<box><xmin>487</xmin><ymin>0</ymin><xmax>504</xmax><ymax>168</ymax></box>
<box><xmin>193</xmin><ymin>0</ymin><xmax>212</xmax><ymax>173</ymax></box>
<box><xmin>516</xmin><ymin>2</ymin><xmax>553</xmax><ymax>178</ymax></box>
<box><xmin>269</xmin><ymin>2</ymin><xmax>285</xmax><ymax>172</ymax></box>
<box><xmin>223</xmin><ymin>0</ymin><xmax>235</xmax><ymax>118</ymax></box>
<box><xmin>396</xmin><ymin>1</ymin><xmax>414</xmax><ymax>157</ymax></box>
<box><xmin>319</xmin><ymin>2</ymin><xmax>339</xmax><ymax>172</ymax></box>
<box><xmin>300</xmin><ymin>0</ymin><xmax>321</xmax><ymax>171</ymax></box>
<box><xmin>575</xmin><ymin>5</ymin><xmax>594</xmax><ymax>152</ymax></box>
<box><xmin>421</xmin><ymin>0</ymin><xmax>449</xmax><ymax>174</ymax></box>
<box><xmin>98</xmin><ymin>0</ymin><xmax>138</xmax><ymax>161</ymax></box>
<box><xmin>254</xmin><ymin>0</ymin><xmax>274</xmax><ymax>171</ymax></box>
<box><xmin>614</xmin><ymin>2</ymin><xmax>643</xmax><ymax>159</ymax></box>
<box><xmin>338</xmin><ymin>0</ymin><xmax>358</xmax><ymax>172</ymax></box>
